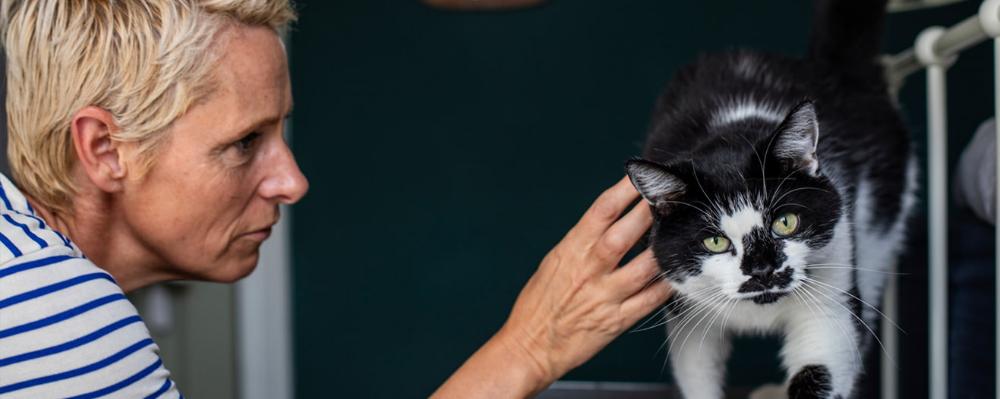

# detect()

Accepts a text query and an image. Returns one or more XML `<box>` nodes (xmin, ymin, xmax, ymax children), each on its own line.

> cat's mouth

<box><xmin>727</xmin><ymin>284</ymin><xmax>798</xmax><ymax>304</ymax></box>
<box><xmin>735</xmin><ymin>268</ymin><xmax>800</xmax><ymax>304</ymax></box>
<box><xmin>747</xmin><ymin>290</ymin><xmax>788</xmax><ymax>304</ymax></box>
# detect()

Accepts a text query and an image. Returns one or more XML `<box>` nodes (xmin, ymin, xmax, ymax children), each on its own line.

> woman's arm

<box><xmin>432</xmin><ymin>176</ymin><xmax>674</xmax><ymax>398</ymax></box>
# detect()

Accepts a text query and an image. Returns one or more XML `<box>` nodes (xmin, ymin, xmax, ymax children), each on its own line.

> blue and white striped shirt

<box><xmin>0</xmin><ymin>174</ymin><xmax>180</xmax><ymax>398</ymax></box>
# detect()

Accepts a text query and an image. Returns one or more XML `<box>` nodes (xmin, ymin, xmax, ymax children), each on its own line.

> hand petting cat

<box><xmin>432</xmin><ymin>176</ymin><xmax>674</xmax><ymax>399</ymax></box>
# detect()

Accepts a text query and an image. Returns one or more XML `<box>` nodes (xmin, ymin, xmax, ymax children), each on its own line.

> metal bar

<box><xmin>994</xmin><ymin>36</ymin><xmax>1000</xmax><ymax>399</ymax></box>
<box><xmin>885</xmin><ymin>14</ymin><xmax>987</xmax><ymax>83</ymax></box>
<box><xmin>884</xmin><ymin>49</ymin><xmax>921</xmax><ymax>96</ymax></box>
<box><xmin>926</xmin><ymin>62</ymin><xmax>949</xmax><ymax>399</ymax></box>
<box><xmin>936</xmin><ymin>15</ymin><xmax>989</xmax><ymax>59</ymax></box>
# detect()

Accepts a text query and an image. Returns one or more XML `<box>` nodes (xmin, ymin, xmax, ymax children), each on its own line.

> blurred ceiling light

<box><xmin>421</xmin><ymin>0</ymin><xmax>547</xmax><ymax>11</ymax></box>
<box><xmin>888</xmin><ymin>0</ymin><xmax>965</xmax><ymax>12</ymax></box>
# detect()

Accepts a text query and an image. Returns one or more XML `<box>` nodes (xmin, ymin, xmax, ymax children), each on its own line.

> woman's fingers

<box><xmin>610</xmin><ymin>251</ymin><xmax>672</xmax><ymax>326</ymax></box>
<box><xmin>592</xmin><ymin>201</ymin><xmax>652</xmax><ymax>267</ymax></box>
<box><xmin>619</xmin><ymin>277</ymin><xmax>673</xmax><ymax>326</ymax></box>
<box><xmin>605</xmin><ymin>249</ymin><xmax>660</xmax><ymax>301</ymax></box>
<box><xmin>568</xmin><ymin>176</ymin><xmax>641</xmax><ymax>243</ymax></box>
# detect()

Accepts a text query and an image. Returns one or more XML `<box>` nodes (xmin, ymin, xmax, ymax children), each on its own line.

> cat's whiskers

<box><xmin>799</xmin><ymin>281</ymin><xmax>897</xmax><ymax>368</ymax></box>
<box><xmin>739</xmin><ymin>133</ymin><xmax>769</xmax><ymax>202</ymax></box>
<box><xmin>690</xmin><ymin>160</ymin><xmax>727</xmax><ymax>217</ymax></box>
<box><xmin>775</xmin><ymin>202</ymin><xmax>813</xmax><ymax>212</ymax></box>
<box><xmin>631</xmin><ymin>305</ymin><xmax>672</xmax><ymax>333</ymax></box>
<box><xmin>662</xmin><ymin>291</ymin><xmax>728</xmax><ymax>356</ymax></box>
<box><xmin>658</xmin><ymin>293</ymin><xmax>725</xmax><ymax>373</ymax></box>
<box><xmin>673</xmin><ymin>291</ymin><xmax>731</xmax><ymax>360</ymax></box>
<box><xmin>632</xmin><ymin>285</ymin><xmax>718</xmax><ymax>333</ymax></box>
<box><xmin>642</xmin><ymin>288</ymin><xmax>724</xmax><ymax>338</ymax></box>
<box><xmin>759</xmin><ymin>123</ymin><xmax>788</xmax><ymax>204</ymax></box>
<box><xmin>718</xmin><ymin>292</ymin><xmax>741</xmax><ymax>336</ymax></box>
<box><xmin>658</xmin><ymin>289</ymin><xmax>727</xmax><ymax>333</ymax></box>
<box><xmin>698</xmin><ymin>297</ymin><xmax>737</xmax><ymax>354</ymax></box>
<box><xmin>767</xmin><ymin>164</ymin><xmax>808</xmax><ymax>210</ymax></box>
<box><xmin>661</xmin><ymin>200</ymin><xmax>714</xmax><ymax>221</ymax></box>
<box><xmin>735</xmin><ymin>169</ymin><xmax>750</xmax><ymax>193</ymax></box>
<box><xmin>800</xmin><ymin>276</ymin><xmax>904</xmax><ymax>333</ymax></box>
<box><xmin>770</xmin><ymin>186</ymin><xmax>833</xmax><ymax>208</ymax></box>
<box><xmin>793</xmin><ymin>285</ymin><xmax>865</xmax><ymax>367</ymax></box>
<box><xmin>804</xmin><ymin>264</ymin><xmax>908</xmax><ymax>276</ymax></box>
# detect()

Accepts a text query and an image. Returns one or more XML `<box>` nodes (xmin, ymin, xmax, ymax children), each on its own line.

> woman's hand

<box><xmin>433</xmin><ymin>177</ymin><xmax>673</xmax><ymax>398</ymax></box>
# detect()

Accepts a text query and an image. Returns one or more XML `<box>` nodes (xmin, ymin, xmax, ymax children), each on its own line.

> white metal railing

<box><xmin>882</xmin><ymin>1</ymin><xmax>1000</xmax><ymax>398</ymax></box>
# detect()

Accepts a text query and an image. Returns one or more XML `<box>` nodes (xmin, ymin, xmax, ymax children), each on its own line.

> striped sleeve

<box><xmin>0</xmin><ymin>175</ymin><xmax>181</xmax><ymax>398</ymax></box>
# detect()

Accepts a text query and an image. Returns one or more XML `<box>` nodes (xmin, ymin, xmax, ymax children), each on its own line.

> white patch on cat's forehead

<box><xmin>718</xmin><ymin>206</ymin><xmax>764</xmax><ymax>251</ymax></box>
<box><xmin>710</xmin><ymin>99</ymin><xmax>784</xmax><ymax>127</ymax></box>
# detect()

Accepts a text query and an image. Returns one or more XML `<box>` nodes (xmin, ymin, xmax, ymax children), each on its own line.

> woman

<box><xmin>0</xmin><ymin>1</ymin><xmax>671</xmax><ymax>397</ymax></box>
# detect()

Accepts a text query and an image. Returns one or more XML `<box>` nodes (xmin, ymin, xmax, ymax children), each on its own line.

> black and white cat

<box><xmin>624</xmin><ymin>1</ymin><xmax>916</xmax><ymax>398</ymax></box>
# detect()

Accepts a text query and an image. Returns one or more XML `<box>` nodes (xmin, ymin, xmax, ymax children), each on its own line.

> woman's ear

<box><xmin>70</xmin><ymin>106</ymin><xmax>127</xmax><ymax>193</ymax></box>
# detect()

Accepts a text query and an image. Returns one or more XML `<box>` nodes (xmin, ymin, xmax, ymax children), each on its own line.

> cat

<box><xmin>624</xmin><ymin>1</ymin><xmax>916</xmax><ymax>398</ymax></box>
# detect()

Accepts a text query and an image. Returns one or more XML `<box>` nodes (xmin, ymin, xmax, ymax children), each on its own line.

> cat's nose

<box><xmin>748</xmin><ymin>264</ymin><xmax>776</xmax><ymax>280</ymax></box>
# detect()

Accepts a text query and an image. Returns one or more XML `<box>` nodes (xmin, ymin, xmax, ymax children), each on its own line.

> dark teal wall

<box><xmin>288</xmin><ymin>1</ymin><xmax>993</xmax><ymax>398</ymax></box>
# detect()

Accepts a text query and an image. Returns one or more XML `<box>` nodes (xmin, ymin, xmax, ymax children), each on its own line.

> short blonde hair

<box><xmin>1</xmin><ymin>0</ymin><xmax>296</xmax><ymax>213</ymax></box>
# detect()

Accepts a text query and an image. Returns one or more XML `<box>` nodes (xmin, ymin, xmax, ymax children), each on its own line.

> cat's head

<box><xmin>626</xmin><ymin>101</ymin><xmax>842</xmax><ymax>305</ymax></box>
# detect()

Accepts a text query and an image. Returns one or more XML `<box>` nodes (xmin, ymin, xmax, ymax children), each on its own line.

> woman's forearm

<box><xmin>431</xmin><ymin>330</ymin><xmax>548</xmax><ymax>399</ymax></box>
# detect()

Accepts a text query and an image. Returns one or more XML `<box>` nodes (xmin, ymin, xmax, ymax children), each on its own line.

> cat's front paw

<box><xmin>749</xmin><ymin>383</ymin><xmax>786</xmax><ymax>399</ymax></box>
<box><xmin>788</xmin><ymin>365</ymin><xmax>837</xmax><ymax>399</ymax></box>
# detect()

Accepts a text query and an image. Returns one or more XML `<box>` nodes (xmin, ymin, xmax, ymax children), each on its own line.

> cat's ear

<box><xmin>625</xmin><ymin>159</ymin><xmax>687</xmax><ymax>209</ymax></box>
<box><xmin>771</xmin><ymin>101</ymin><xmax>820</xmax><ymax>176</ymax></box>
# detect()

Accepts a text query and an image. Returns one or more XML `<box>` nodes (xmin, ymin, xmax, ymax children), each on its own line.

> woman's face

<box><xmin>120</xmin><ymin>24</ymin><xmax>308</xmax><ymax>282</ymax></box>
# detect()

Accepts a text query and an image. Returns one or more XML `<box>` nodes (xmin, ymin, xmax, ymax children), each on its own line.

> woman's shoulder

<box><xmin>0</xmin><ymin>174</ymin><xmax>84</xmax><ymax>264</ymax></box>
<box><xmin>0</xmin><ymin>249</ymin><xmax>180</xmax><ymax>397</ymax></box>
<box><xmin>0</xmin><ymin>175</ymin><xmax>181</xmax><ymax>398</ymax></box>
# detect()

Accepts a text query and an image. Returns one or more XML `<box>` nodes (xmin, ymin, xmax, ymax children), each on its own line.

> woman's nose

<box><xmin>259</xmin><ymin>142</ymin><xmax>309</xmax><ymax>204</ymax></box>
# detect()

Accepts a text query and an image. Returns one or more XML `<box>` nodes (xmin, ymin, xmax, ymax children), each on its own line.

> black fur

<box><xmin>789</xmin><ymin>365</ymin><xmax>835</xmax><ymax>399</ymax></box>
<box><xmin>627</xmin><ymin>1</ymin><xmax>912</xmax><ymax>398</ymax></box>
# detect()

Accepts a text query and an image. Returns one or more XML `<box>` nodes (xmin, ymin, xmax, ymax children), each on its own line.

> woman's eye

<box><xmin>702</xmin><ymin>235</ymin><xmax>731</xmax><ymax>253</ymax></box>
<box><xmin>772</xmin><ymin>212</ymin><xmax>800</xmax><ymax>236</ymax></box>
<box><xmin>233</xmin><ymin>132</ymin><xmax>261</xmax><ymax>153</ymax></box>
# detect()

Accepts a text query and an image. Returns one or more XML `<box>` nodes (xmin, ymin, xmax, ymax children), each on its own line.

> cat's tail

<box><xmin>807</xmin><ymin>0</ymin><xmax>888</xmax><ymax>87</ymax></box>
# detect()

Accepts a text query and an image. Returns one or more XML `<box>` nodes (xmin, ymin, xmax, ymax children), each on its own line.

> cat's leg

<box><xmin>748</xmin><ymin>383</ymin><xmax>786</xmax><ymax>399</ymax></box>
<box><xmin>780</xmin><ymin>298</ymin><xmax>860</xmax><ymax>399</ymax></box>
<box><xmin>668</xmin><ymin>321</ymin><xmax>731</xmax><ymax>399</ymax></box>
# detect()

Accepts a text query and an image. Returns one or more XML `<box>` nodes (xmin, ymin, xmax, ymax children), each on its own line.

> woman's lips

<box><xmin>241</xmin><ymin>227</ymin><xmax>272</xmax><ymax>241</ymax></box>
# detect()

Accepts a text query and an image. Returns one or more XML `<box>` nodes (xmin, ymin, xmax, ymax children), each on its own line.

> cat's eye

<box><xmin>702</xmin><ymin>236</ymin><xmax>731</xmax><ymax>253</ymax></box>
<box><xmin>772</xmin><ymin>213</ymin><xmax>800</xmax><ymax>236</ymax></box>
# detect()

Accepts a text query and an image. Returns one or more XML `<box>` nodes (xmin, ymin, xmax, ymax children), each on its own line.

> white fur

<box><xmin>711</xmin><ymin>99</ymin><xmax>785</xmax><ymax>127</ymax></box>
<box><xmin>719</xmin><ymin>206</ymin><xmax>763</xmax><ymax>254</ymax></box>
<box><xmin>853</xmin><ymin>158</ymin><xmax>918</xmax><ymax>325</ymax></box>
